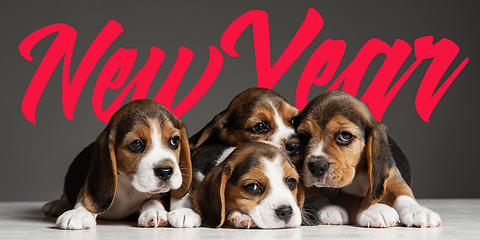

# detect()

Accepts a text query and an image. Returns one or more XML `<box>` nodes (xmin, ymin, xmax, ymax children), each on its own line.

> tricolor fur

<box><xmin>296</xmin><ymin>90</ymin><xmax>441</xmax><ymax>228</ymax></box>
<box><xmin>42</xmin><ymin>99</ymin><xmax>193</xmax><ymax>230</ymax></box>
<box><xmin>191</xmin><ymin>143</ymin><xmax>304</xmax><ymax>228</ymax></box>
<box><xmin>189</xmin><ymin>87</ymin><xmax>301</xmax><ymax>188</ymax></box>
<box><xmin>170</xmin><ymin>87</ymin><xmax>302</xmax><ymax>228</ymax></box>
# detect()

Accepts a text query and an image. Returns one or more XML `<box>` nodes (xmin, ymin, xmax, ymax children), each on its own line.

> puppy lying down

<box><xmin>191</xmin><ymin>142</ymin><xmax>304</xmax><ymax>229</ymax></box>
<box><xmin>297</xmin><ymin>91</ymin><xmax>441</xmax><ymax>228</ymax></box>
<box><xmin>42</xmin><ymin>100</ymin><xmax>193</xmax><ymax>229</ymax></box>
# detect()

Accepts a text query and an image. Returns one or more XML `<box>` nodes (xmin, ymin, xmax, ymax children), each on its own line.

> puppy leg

<box><xmin>393</xmin><ymin>195</ymin><xmax>442</xmax><ymax>228</ymax></box>
<box><xmin>314</xmin><ymin>194</ymin><xmax>349</xmax><ymax>225</ymax></box>
<box><xmin>354</xmin><ymin>167</ymin><xmax>404</xmax><ymax>228</ymax></box>
<box><xmin>56</xmin><ymin>197</ymin><xmax>97</xmax><ymax>230</ymax></box>
<box><xmin>168</xmin><ymin>193</ymin><xmax>202</xmax><ymax>228</ymax></box>
<box><xmin>138</xmin><ymin>199</ymin><xmax>169</xmax><ymax>227</ymax></box>
<box><xmin>42</xmin><ymin>194</ymin><xmax>72</xmax><ymax>217</ymax></box>
<box><xmin>227</xmin><ymin>211</ymin><xmax>257</xmax><ymax>229</ymax></box>
<box><xmin>356</xmin><ymin>203</ymin><xmax>400</xmax><ymax>228</ymax></box>
<box><xmin>382</xmin><ymin>168</ymin><xmax>441</xmax><ymax>228</ymax></box>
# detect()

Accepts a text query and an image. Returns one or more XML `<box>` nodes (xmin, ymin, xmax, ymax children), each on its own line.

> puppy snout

<box><xmin>275</xmin><ymin>205</ymin><xmax>293</xmax><ymax>223</ymax></box>
<box><xmin>154</xmin><ymin>166</ymin><xmax>173</xmax><ymax>181</ymax></box>
<box><xmin>308</xmin><ymin>160</ymin><xmax>330</xmax><ymax>177</ymax></box>
<box><xmin>285</xmin><ymin>141</ymin><xmax>300</xmax><ymax>157</ymax></box>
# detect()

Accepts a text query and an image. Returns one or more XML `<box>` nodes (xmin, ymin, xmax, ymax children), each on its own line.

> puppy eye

<box><xmin>286</xmin><ymin>178</ymin><xmax>297</xmax><ymax>191</ymax></box>
<box><xmin>243</xmin><ymin>183</ymin><xmax>263</xmax><ymax>195</ymax></box>
<box><xmin>128</xmin><ymin>139</ymin><xmax>145</xmax><ymax>153</ymax></box>
<box><xmin>169</xmin><ymin>136</ymin><xmax>180</xmax><ymax>150</ymax></box>
<box><xmin>290</xmin><ymin>117</ymin><xmax>301</xmax><ymax>129</ymax></box>
<box><xmin>251</xmin><ymin>122</ymin><xmax>270</xmax><ymax>134</ymax></box>
<box><xmin>335</xmin><ymin>131</ymin><xmax>354</xmax><ymax>146</ymax></box>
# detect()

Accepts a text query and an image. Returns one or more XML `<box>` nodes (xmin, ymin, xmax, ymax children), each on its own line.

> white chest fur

<box><xmin>99</xmin><ymin>173</ymin><xmax>151</xmax><ymax>220</ymax></box>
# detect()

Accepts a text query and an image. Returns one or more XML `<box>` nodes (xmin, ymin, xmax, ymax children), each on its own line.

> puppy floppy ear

<box><xmin>360</xmin><ymin>122</ymin><xmax>390</xmax><ymax>211</ymax></box>
<box><xmin>170</xmin><ymin>121</ymin><xmax>193</xmax><ymax>199</ymax></box>
<box><xmin>296</xmin><ymin>182</ymin><xmax>305</xmax><ymax>211</ymax></box>
<box><xmin>83</xmin><ymin>128</ymin><xmax>118</xmax><ymax>214</ymax></box>
<box><xmin>189</xmin><ymin>110</ymin><xmax>229</xmax><ymax>151</ymax></box>
<box><xmin>191</xmin><ymin>162</ymin><xmax>232</xmax><ymax>228</ymax></box>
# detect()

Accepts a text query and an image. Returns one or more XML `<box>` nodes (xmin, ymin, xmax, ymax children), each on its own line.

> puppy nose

<box><xmin>285</xmin><ymin>141</ymin><xmax>300</xmax><ymax>157</ymax></box>
<box><xmin>154</xmin><ymin>167</ymin><xmax>173</xmax><ymax>181</ymax></box>
<box><xmin>275</xmin><ymin>205</ymin><xmax>293</xmax><ymax>223</ymax></box>
<box><xmin>308</xmin><ymin>161</ymin><xmax>329</xmax><ymax>177</ymax></box>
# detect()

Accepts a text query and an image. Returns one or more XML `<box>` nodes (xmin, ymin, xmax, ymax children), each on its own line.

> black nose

<box><xmin>285</xmin><ymin>141</ymin><xmax>300</xmax><ymax>157</ymax></box>
<box><xmin>154</xmin><ymin>167</ymin><xmax>173</xmax><ymax>181</ymax></box>
<box><xmin>275</xmin><ymin>205</ymin><xmax>293</xmax><ymax>223</ymax></box>
<box><xmin>308</xmin><ymin>161</ymin><xmax>329</xmax><ymax>177</ymax></box>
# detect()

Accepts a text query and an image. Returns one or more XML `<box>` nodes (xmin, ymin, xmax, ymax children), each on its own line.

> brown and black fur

<box><xmin>191</xmin><ymin>143</ymin><xmax>304</xmax><ymax>228</ymax></box>
<box><xmin>188</xmin><ymin>88</ymin><xmax>301</xmax><ymax>190</ymax></box>
<box><xmin>189</xmin><ymin>87</ymin><xmax>300</xmax><ymax>158</ymax></box>
<box><xmin>43</xmin><ymin>99</ymin><xmax>191</xmax><ymax>217</ymax></box>
<box><xmin>296</xmin><ymin>90</ymin><xmax>414</xmax><ymax>224</ymax></box>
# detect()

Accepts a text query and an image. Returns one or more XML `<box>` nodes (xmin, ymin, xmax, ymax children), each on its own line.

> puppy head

<box><xmin>297</xmin><ymin>91</ymin><xmax>390</xmax><ymax>208</ymax></box>
<box><xmin>189</xmin><ymin>87</ymin><xmax>301</xmax><ymax>158</ymax></box>
<box><xmin>83</xmin><ymin>99</ymin><xmax>192</xmax><ymax>214</ymax></box>
<box><xmin>191</xmin><ymin>143</ymin><xmax>304</xmax><ymax>228</ymax></box>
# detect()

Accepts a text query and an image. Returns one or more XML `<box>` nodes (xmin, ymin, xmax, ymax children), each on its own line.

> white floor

<box><xmin>0</xmin><ymin>199</ymin><xmax>478</xmax><ymax>240</ymax></box>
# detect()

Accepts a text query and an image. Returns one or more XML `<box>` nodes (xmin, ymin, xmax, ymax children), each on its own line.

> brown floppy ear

<box><xmin>83</xmin><ymin>127</ymin><xmax>118</xmax><ymax>214</ymax></box>
<box><xmin>189</xmin><ymin>110</ymin><xmax>229</xmax><ymax>151</ymax></box>
<box><xmin>170</xmin><ymin>121</ymin><xmax>193</xmax><ymax>199</ymax></box>
<box><xmin>360</xmin><ymin>122</ymin><xmax>391</xmax><ymax>211</ymax></box>
<box><xmin>296</xmin><ymin>182</ymin><xmax>305</xmax><ymax>211</ymax></box>
<box><xmin>191</xmin><ymin>162</ymin><xmax>232</xmax><ymax>228</ymax></box>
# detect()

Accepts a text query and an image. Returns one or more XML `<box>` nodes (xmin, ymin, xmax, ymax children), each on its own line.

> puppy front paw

<box><xmin>317</xmin><ymin>205</ymin><xmax>349</xmax><ymax>225</ymax></box>
<box><xmin>398</xmin><ymin>205</ymin><xmax>441</xmax><ymax>228</ymax></box>
<box><xmin>42</xmin><ymin>199</ymin><xmax>71</xmax><ymax>217</ymax></box>
<box><xmin>138</xmin><ymin>208</ymin><xmax>169</xmax><ymax>228</ymax></box>
<box><xmin>168</xmin><ymin>208</ymin><xmax>201</xmax><ymax>228</ymax></box>
<box><xmin>357</xmin><ymin>203</ymin><xmax>399</xmax><ymax>228</ymax></box>
<box><xmin>228</xmin><ymin>211</ymin><xmax>257</xmax><ymax>229</ymax></box>
<box><xmin>56</xmin><ymin>209</ymin><xmax>96</xmax><ymax>230</ymax></box>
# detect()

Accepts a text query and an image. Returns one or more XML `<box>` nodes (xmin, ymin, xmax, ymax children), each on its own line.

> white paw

<box><xmin>317</xmin><ymin>205</ymin><xmax>349</xmax><ymax>225</ymax></box>
<box><xmin>228</xmin><ymin>211</ymin><xmax>257</xmax><ymax>228</ymax></box>
<box><xmin>168</xmin><ymin>208</ymin><xmax>202</xmax><ymax>228</ymax></box>
<box><xmin>398</xmin><ymin>205</ymin><xmax>442</xmax><ymax>228</ymax></box>
<box><xmin>42</xmin><ymin>199</ymin><xmax>71</xmax><ymax>217</ymax></box>
<box><xmin>357</xmin><ymin>203</ymin><xmax>399</xmax><ymax>228</ymax></box>
<box><xmin>138</xmin><ymin>208</ymin><xmax>169</xmax><ymax>227</ymax></box>
<box><xmin>56</xmin><ymin>209</ymin><xmax>96</xmax><ymax>230</ymax></box>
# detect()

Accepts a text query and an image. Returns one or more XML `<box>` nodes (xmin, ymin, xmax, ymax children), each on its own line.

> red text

<box><xmin>19</xmin><ymin>8</ymin><xmax>468</xmax><ymax>124</ymax></box>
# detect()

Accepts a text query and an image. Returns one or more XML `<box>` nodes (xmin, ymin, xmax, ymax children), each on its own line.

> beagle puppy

<box><xmin>191</xmin><ymin>143</ymin><xmax>304</xmax><ymax>228</ymax></box>
<box><xmin>41</xmin><ymin>99</ymin><xmax>193</xmax><ymax>230</ymax></box>
<box><xmin>190</xmin><ymin>87</ymin><xmax>301</xmax><ymax>184</ymax></box>
<box><xmin>296</xmin><ymin>90</ymin><xmax>441</xmax><ymax>228</ymax></box>
<box><xmin>169</xmin><ymin>87</ymin><xmax>302</xmax><ymax>228</ymax></box>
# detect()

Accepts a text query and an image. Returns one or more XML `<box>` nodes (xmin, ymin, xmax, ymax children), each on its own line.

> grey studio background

<box><xmin>1</xmin><ymin>1</ymin><xmax>479</xmax><ymax>201</ymax></box>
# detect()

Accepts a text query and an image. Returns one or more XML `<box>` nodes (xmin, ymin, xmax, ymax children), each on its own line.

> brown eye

<box><xmin>251</xmin><ymin>122</ymin><xmax>270</xmax><ymax>134</ymax></box>
<box><xmin>286</xmin><ymin>178</ymin><xmax>297</xmax><ymax>191</ymax></box>
<box><xmin>335</xmin><ymin>131</ymin><xmax>354</xmax><ymax>146</ymax></box>
<box><xmin>128</xmin><ymin>139</ymin><xmax>145</xmax><ymax>153</ymax></box>
<box><xmin>169</xmin><ymin>136</ymin><xmax>180</xmax><ymax>150</ymax></box>
<box><xmin>244</xmin><ymin>183</ymin><xmax>263</xmax><ymax>195</ymax></box>
<box><xmin>290</xmin><ymin>117</ymin><xmax>301</xmax><ymax>129</ymax></box>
